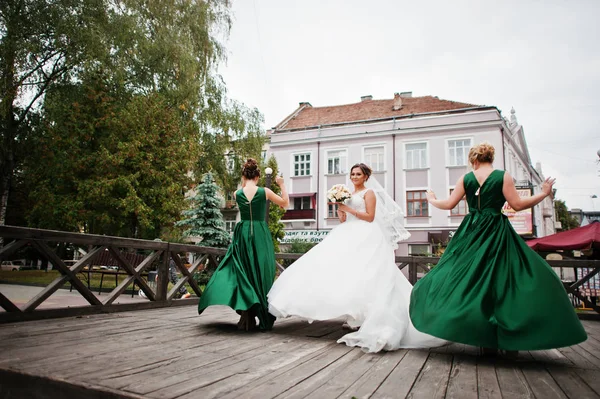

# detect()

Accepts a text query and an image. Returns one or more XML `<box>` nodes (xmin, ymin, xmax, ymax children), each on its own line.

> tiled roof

<box><xmin>274</xmin><ymin>95</ymin><xmax>482</xmax><ymax>131</ymax></box>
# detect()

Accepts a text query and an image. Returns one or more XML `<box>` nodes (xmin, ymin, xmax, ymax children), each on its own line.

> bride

<box><xmin>268</xmin><ymin>163</ymin><xmax>446</xmax><ymax>352</ymax></box>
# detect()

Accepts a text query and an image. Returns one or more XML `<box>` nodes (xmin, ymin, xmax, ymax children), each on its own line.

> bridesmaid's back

<box><xmin>237</xmin><ymin>187</ymin><xmax>267</xmax><ymax>221</ymax></box>
<box><xmin>463</xmin><ymin>170</ymin><xmax>506</xmax><ymax>213</ymax></box>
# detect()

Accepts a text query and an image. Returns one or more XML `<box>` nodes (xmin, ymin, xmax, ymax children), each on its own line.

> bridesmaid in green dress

<box><xmin>409</xmin><ymin>142</ymin><xmax>587</xmax><ymax>356</ymax></box>
<box><xmin>198</xmin><ymin>158</ymin><xmax>289</xmax><ymax>331</ymax></box>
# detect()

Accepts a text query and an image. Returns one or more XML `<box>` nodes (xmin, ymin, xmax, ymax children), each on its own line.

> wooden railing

<box><xmin>0</xmin><ymin>225</ymin><xmax>227</xmax><ymax>322</ymax></box>
<box><xmin>1</xmin><ymin>225</ymin><xmax>598</xmax><ymax>322</ymax></box>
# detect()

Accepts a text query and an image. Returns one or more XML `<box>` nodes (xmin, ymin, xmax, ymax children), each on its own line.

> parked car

<box><xmin>1</xmin><ymin>260</ymin><xmax>24</xmax><ymax>271</ymax></box>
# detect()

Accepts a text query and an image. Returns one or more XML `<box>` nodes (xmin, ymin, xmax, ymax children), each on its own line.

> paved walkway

<box><xmin>0</xmin><ymin>283</ymin><xmax>147</xmax><ymax>311</ymax></box>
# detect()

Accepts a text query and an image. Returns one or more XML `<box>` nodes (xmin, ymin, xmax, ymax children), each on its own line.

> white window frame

<box><xmin>405</xmin><ymin>142</ymin><xmax>428</xmax><ymax>169</ymax></box>
<box><xmin>327</xmin><ymin>203</ymin><xmax>336</xmax><ymax>218</ymax></box>
<box><xmin>363</xmin><ymin>145</ymin><xmax>385</xmax><ymax>172</ymax></box>
<box><xmin>292</xmin><ymin>152</ymin><xmax>312</xmax><ymax>177</ymax></box>
<box><xmin>447</xmin><ymin>138</ymin><xmax>472</xmax><ymax>167</ymax></box>
<box><xmin>224</xmin><ymin>220</ymin><xmax>236</xmax><ymax>234</ymax></box>
<box><xmin>225</xmin><ymin>153</ymin><xmax>236</xmax><ymax>174</ymax></box>
<box><xmin>325</xmin><ymin>149</ymin><xmax>348</xmax><ymax>175</ymax></box>
<box><xmin>409</xmin><ymin>244</ymin><xmax>431</xmax><ymax>256</ymax></box>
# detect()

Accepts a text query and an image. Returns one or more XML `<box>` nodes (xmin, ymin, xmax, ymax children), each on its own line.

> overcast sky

<box><xmin>219</xmin><ymin>0</ymin><xmax>600</xmax><ymax>212</ymax></box>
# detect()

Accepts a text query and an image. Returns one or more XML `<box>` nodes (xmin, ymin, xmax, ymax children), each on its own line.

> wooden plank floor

<box><xmin>0</xmin><ymin>306</ymin><xmax>599</xmax><ymax>399</ymax></box>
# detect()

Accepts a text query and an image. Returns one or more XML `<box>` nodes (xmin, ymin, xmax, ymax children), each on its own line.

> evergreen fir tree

<box><xmin>176</xmin><ymin>172</ymin><xmax>230</xmax><ymax>248</ymax></box>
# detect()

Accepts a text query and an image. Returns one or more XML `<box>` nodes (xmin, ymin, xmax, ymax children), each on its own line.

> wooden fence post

<box><xmin>408</xmin><ymin>257</ymin><xmax>417</xmax><ymax>285</ymax></box>
<box><xmin>155</xmin><ymin>243</ymin><xmax>170</xmax><ymax>301</ymax></box>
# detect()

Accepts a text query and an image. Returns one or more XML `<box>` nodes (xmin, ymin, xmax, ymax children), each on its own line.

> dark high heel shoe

<box><xmin>479</xmin><ymin>347</ymin><xmax>498</xmax><ymax>356</ymax></box>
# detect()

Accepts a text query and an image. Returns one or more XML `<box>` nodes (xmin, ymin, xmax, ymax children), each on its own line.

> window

<box><xmin>450</xmin><ymin>189</ymin><xmax>468</xmax><ymax>216</ymax></box>
<box><xmin>261</xmin><ymin>150</ymin><xmax>267</xmax><ymax>163</ymax></box>
<box><xmin>224</xmin><ymin>220</ymin><xmax>236</xmax><ymax>234</ymax></box>
<box><xmin>405</xmin><ymin>143</ymin><xmax>427</xmax><ymax>169</ymax></box>
<box><xmin>282</xmin><ymin>195</ymin><xmax>316</xmax><ymax>220</ymax></box>
<box><xmin>327</xmin><ymin>204</ymin><xmax>336</xmax><ymax>218</ymax></box>
<box><xmin>294</xmin><ymin>153</ymin><xmax>311</xmax><ymax>176</ymax></box>
<box><xmin>409</xmin><ymin>244</ymin><xmax>430</xmax><ymax>256</ymax></box>
<box><xmin>448</xmin><ymin>139</ymin><xmax>471</xmax><ymax>166</ymax></box>
<box><xmin>294</xmin><ymin>196</ymin><xmax>312</xmax><ymax>210</ymax></box>
<box><xmin>327</xmin><ymin>150</ymin><xmax>347</xmax><ymax>174</ymax></box>
<box><xmin>225</xmin><ymin>154</ymin><xmax>236</xmax><ymax>173</ymax></box>
<box><xmin>364</xmin><ymin>146</ymin><xmax>384</xmax><ymax>171</ymax></box>
<box><xmin>407</xmin><ymin>190</ymin><xmax>428</xmax><ymax>216</ymax></box>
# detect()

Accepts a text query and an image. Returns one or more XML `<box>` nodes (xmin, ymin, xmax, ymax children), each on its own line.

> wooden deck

<box><xmin>1</xmin><ymin>306</ymin><xmax>599</xmax><ymax>399</ymax></box>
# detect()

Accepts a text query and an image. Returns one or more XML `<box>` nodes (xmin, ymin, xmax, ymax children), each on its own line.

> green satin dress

<box><xmin>409</xmin><ymin>170</ymin><xmax>587</xmax><ymax>350</ymax></box>
<box><xmin>198</xmin><ymin>187</ymin><xmax>276</xmax><ymax>330</ymax></box>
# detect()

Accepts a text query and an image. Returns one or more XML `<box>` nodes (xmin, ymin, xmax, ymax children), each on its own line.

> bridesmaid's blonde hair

<box><xmin>468</xmin><ymin>142</ymin><xmax>495</xmax><ymax>165</ymax></box>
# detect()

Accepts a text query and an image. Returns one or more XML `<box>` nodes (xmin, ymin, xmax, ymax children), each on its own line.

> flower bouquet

<box><xmin>326</xmin><ymin>184</ymin><xmax>352</xmax><ymax>204</ymax></box>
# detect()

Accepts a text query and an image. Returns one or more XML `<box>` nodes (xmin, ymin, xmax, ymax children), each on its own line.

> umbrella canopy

<box><xmin>527</xmin><ymin>221</ymin><xmax>600</xmax><ymax>252</ymax></box>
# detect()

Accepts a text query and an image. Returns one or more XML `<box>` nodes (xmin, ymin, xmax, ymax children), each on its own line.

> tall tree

<box><xmin>176</xmin><ymin>172</ymin><xmax>230</xmax><ymax>248</ymax></box>
<box><xmin>26</xmin><ymin>79</ymin><xmax>197</xmax><ymax>238</ymax></box>
<box><xmin>0</xmin><ymin>0</ymin><xmax>107</xmax><ymax>226</ymax></box>
<box><xmin>196</xmin><ymin>98</ymin><xmax>266</xmax><ymax>198</ymax></box>
<box><xmin>555</xmin><ymin>199</ymin><xmax>580</xmax><ymax>231</ymax></box>
<box><xmin>16</xmin><ymin>0</ymin><xmax>267</xmax><ymax>239</ymax></box>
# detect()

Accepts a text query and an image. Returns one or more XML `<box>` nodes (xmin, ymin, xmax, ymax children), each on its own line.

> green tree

<box><xmin>197</xmin><ymin>100</ymin><xmax>266</xmax><ymax>198</ymax></box>
<box><xmin>0</xmin><ymin>0</ymin><xmax>106</xmax><ymax>226</ymax></box>
<box><xmin>176</xmin><ymin>172</ymin><xmax>230</xmax><ymax>248</ymax></box>
<box><xmin>555</xmin><ymin>199</ymin><xmax>580</xmax><ymax>231</ymax></box>
<box><xmin>15</xmin><ymin>0</ymin><xmax>267</xmax><ymax>239</ymax></box>
<box><xmin>260</xmin><ymin>155</ymin><xmax>286</xmax><ymax>253</ymax></box>
<box><xmin>25</xmin><ymin>78</ymin><xmax>197</xmax><ymax>238</ymax></box>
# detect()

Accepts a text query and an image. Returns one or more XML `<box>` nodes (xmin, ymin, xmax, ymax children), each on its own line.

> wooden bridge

<box><xmin>1</xmin><ymin>225</ymin><xmax>599</xmax><ymax>398</ymax></box>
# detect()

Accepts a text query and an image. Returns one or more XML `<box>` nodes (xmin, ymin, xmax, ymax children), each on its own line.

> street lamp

<box><xmin>265</xmin><ymin>167</ymin><xmax>273</xmax><ymax>222</ymax></box>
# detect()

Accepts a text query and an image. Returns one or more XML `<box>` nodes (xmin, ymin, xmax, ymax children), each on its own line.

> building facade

<box><xmin>268</xmin><ymin>93</ymin><xmax>556</xmax><ymax>255</ymax></box>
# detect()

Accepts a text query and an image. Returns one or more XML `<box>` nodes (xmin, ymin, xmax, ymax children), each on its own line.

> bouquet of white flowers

<box><xmin>326</xmin><ymin>184</ymin><xmax>352</xmax><ymax>204</ymax></box>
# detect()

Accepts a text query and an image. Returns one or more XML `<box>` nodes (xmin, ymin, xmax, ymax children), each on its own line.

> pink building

<box><xmin>268</xmin><ymin>93</ymin><xmax>556</xmax><ymax>255</ymax></box>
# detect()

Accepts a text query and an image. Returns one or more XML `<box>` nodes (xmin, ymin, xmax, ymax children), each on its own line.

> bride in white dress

<box><xmin>268</xmin><ymin>163</ymin><xmax>446</xmax><ymax>353</ymax></box>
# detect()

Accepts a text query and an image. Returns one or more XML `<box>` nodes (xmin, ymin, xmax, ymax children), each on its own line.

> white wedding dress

<box><xmin>268</xmin><ymin>189</ymin><xmax>447</xmax><ymax>353</ymax></box>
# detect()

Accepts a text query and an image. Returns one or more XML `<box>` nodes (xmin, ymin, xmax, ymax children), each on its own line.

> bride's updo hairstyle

<box><xmin>242</xmin><ymin>158</ymin><xmax>261</xmax><ymax>180</ymax></box>
<box><xmin>350</xmin><ymin>163</ymin><xmax>372</xmax><ymax>180</ymax></box>
<box><xmin>468</xmin><ymin>142</ymin><xmax>495</xmax><ymax>165</ymax></box>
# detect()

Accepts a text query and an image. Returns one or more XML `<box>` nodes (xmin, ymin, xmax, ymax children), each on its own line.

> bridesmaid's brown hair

<box><xmin>242</xmin><ymin>158</ymin><xmax>261</xmax><ymax>180</ymax></box>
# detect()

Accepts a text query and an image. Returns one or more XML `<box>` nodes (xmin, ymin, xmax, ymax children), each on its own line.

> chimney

<box><xmin>299</xmin><ymin>102</ymin><xmax>312</xmax><ymax>107</ymax></box>
<box><xmin>399</xmin><ymin>91</ymin><xmax>413</xmax><ymax>98</ymax></box>
<box><xmin>393</xmin><ymin>92</ymin><xmax>402</xmax><ymax>110</ymax></box>
<box><xmin>361</xmin><ymin>95</ymin><xmax>373</xmax><ymax>102</ymax></box>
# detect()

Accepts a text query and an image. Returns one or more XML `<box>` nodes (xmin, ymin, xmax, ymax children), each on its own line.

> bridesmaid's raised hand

<box><xmin>541</xmin><ymin>177</ymin><xmax>556</xmax><ymax>198</ymax></box>
<box><xmin>426</xmin><ymin>189</ymin><xmax>437</xmax><ymax>203</ymax></box>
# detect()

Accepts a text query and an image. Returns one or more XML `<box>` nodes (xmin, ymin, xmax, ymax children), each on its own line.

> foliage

<box><xmin>0</xmin><ymin>0</ymin><xmax>108</xmax><ymax>225</ymax></box>
<box><xmin>7</xmin><ymin>0</ymin><xmax>267</xmax><ymax>240</ymax></box>
<box><xmin>25</xmin><ymin>81</ymin><xmax>195</xmax><ymax>238</ymax></box>
<box><xmin>176</xmin><ymin>172</ymin><xmax>230</xmax><ymax>248</ymax></box>
<box><xmin>555</xmin><ymin>199</ymin><xmax>580</xmax><ymax>230</ymax></box>
<box><xmin>286</xmin><ymin>239</ymin><xmax>318</xmax><ymax>254</ymax></box>
<box><xmin>260</xmin><ymin>155</ymin><xmax>286</xmax><ymax>253</ymax></box>
<box><xmin>280</xmin><ymin>239</ymin><xmax>317</xmax><ymax>268</ymax></box>
<box><xmin>196</xmin><ymin>99</ymin><xmax>266</xmax><ymax>197</ymax></box>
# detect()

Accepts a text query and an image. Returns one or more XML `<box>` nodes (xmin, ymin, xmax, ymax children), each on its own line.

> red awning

<box><xmin>289</xmin><ymin>193</ymin><xmax>316</xmax><ymax>198</ymax></box>
<box><xmin>527</xmin><ymin>221</ymin><xmax>600</xmax><ymax>252</ymax></box>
